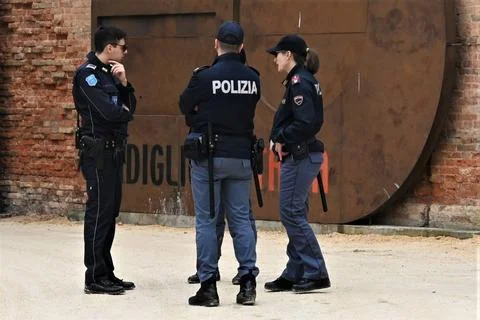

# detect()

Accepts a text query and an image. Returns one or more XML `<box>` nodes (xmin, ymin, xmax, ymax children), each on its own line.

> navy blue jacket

<box><xmin>179</xmin><ymin>53</ymin><xmax>261</xmax><ymax>159</ymax></box>
<box><xmin>72</xmin><ymin>52</ymin><xmax>136</xmax><ymax>140</ymax></box>
<box><xmin>270</xmin><ymin>65</ymin><xmax>324</xmax><ymax>152</ymax></box>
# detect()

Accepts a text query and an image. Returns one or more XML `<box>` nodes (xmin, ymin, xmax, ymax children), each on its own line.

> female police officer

<box><xmin>264</xmin><ymin>35</ymin><xmax>331</xmax><ymax>293</ymax></box>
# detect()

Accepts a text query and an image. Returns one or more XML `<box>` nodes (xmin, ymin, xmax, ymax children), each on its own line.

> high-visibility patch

<box><xmin>294</xmin><ymin>95</ymin><xmax>304</xmax><ymax>106</ymax></box>
<box><xmin>85</xmin><ymin>74</ymin><xmax>98</xmax><ymax>87</ymax></box>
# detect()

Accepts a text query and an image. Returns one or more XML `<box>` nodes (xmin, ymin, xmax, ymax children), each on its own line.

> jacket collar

<box><xmin>212</xmin><ymin>52</ymin><xmax>242</xmax><ymax>65</ymax></box>
<box><xmin>86</xmin><ymin>51</ymin><xmax>111</xmax><ymax>73</ymax></box>
<box><xmin>282</xmin><ymin>64</ymin><xmax>302</xmax><ymax>87</ymax></box>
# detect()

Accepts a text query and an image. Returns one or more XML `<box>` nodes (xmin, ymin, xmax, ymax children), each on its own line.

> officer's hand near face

<box><xmin>108</xmin><ymin>60</ymin><xmax>128</xmax><ymax>87</ymax></box>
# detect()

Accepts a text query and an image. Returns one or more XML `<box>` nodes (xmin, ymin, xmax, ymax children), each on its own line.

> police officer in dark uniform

<box><xmin>179</xmin><ymin>21</ymin><xmax>260</xmax><ymax>306</ymax></box>
<box><xmin>263</xmin><ymin>35</ymin><xmax>331</xmax><ymax>293</ymax></box>
<box><xmin>186</xmin><ymin>49</ymin><xmax>257</xmax><ymax>287</ymax></box>
<box><xmin>72</xmin><ymin>26</ymin><xmax>136</xmax><ymax>295</ymax></box>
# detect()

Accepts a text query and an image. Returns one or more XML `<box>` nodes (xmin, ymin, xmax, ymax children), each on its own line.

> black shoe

<box><xmin>264</xmin><ymin>276</ymin><xmax>294</xmax><ymax>292</ymax></box>
<box><xmin>110</xmin><ymin>274</ymin><xmax>135</xmax><ymax>290</ymax></box>
<box><xmin>292</xmin><ymin>278</ymin><xmax>331</xmax><ymax>293</ymax></box>
<box><xmin>188</xmin><ymin>277</ymin><xmax>220</xmax><ymax>307</ymax></box>
<box><xmin>232</xmin><ymin>272</ymin><xmax>241</xmax><ymax>285</ymax></box>
<box><xmin>187</xmin><ymin>271</ymin><xmax>220</xmax><ymax>284</ymax></box>
<box><xmin>236</xmin><ymin>274</ymin><xmax>256</xmax><ymax>305</ymax></box>
<box><xmin>84</xmin><ymin>279</ymin><xmax>125</xmax><ymax>295</ymax></box>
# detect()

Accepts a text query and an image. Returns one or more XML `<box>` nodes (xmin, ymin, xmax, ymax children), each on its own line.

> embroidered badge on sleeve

<box><xmin>85</xmin><ymin>74</ymin><xmax>98</xmax><ymax>87</ymax></box>
<box><xmin>294</xmin><ymin>95</ymin><xmax>304</xmax><ymax>106</ymax></box>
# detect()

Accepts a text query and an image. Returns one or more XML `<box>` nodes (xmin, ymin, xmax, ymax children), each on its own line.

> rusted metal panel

<box><xmin>121</xmin><ymin>116</ymin><xmax>192</xmax><ymax>215</ymax></box>
<box><xmin>91</xmin><ymin>0</ymin><xmax>455</xmax><ymax>223</ymax></box>
<box><xmin>242</xmin><ymin>0</ymin><xmax>455</xmax><ymax>223</ymax></box>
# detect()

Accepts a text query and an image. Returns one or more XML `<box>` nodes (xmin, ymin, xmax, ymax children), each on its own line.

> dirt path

<box><xmin>1</xmin><ymin>217</ymin><xmax>478</xmax><ymax>320</ymax></box>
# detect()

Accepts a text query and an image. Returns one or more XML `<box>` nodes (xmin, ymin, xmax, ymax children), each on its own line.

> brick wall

<box><xmin>0</xmin><ymin>0</ymin><xmax>478</xmax><ymax>228</ymax></box>
<box><xmin>0</xmin><ymin>0</ymin><xmax>90</xmax><ymax>215</ymax></box>
<box><xmin>376</xmin><ymin>0</ymin><xmax>480</xmax><ymax>230</ymax></box>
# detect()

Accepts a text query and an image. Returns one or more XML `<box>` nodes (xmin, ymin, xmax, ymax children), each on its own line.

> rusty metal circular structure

<box><xmin>93</xmin><ymin>0</ymin><xmax>456</xmax><ymax>223</ymax></box>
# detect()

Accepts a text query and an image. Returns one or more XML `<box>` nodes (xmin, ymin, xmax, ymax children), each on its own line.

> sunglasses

<box><xmin>111</xmin><ymin>43</ymin><xmax>128</xmax><ymax>52</ymax></box>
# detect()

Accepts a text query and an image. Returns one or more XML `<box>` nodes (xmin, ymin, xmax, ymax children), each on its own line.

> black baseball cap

<box><xmin>216</xmin><ymin>21</ymin><xmax>244</xmax><ymax>45</ymax></box>
<box><xmin>267</xmin><ymin>34</ymin><xmax>308</xmax><ymax>57</ymax></box>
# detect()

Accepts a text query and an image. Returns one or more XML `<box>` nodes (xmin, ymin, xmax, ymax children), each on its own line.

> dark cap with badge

<box><xmin>216</xmin><ymin>21</ymin><xmax>244</xmax><ymax>45</ymax></box>
<box><xmin>267</xmin><ymin>34</ymin><xmax>308</xmax><ymax>57</ymax></box>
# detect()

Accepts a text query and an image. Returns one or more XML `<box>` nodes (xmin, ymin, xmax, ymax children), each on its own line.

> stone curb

<box><xmin>67</xmin><ymin>211</ymin><xmax>480</xmax><ymax>240</ymax></box>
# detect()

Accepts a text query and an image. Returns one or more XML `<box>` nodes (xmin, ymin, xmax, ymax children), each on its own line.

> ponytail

<box><xmin>305</xmin><ymin>48</ymin><xmax>319</xmax><ymax>74</ymax></box>
<box><xmin>292</xmin><ymin>48</ymin><xmax>320</xmax><ymax>74</ymax></box>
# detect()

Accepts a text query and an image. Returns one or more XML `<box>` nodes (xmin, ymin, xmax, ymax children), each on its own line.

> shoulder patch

<box><xmin>294</xmin><ymin>95</ymin><xmax>304</xmax><ymax>106</ymax></box>
<box><xmin>291</xmin><ymin>75</ymin><xmax>301</xmax><ymax>85</ymax></box>
<box><xmin>86</xmin><ymin>64</ymin><xmax>97</xmax><ymax>70</ymax></box>
<box><xmin>85</xmin><ymin>74</ymin><xmax>98</xmax><ymax>87</ymax></box>
<box><xmin>248</xmin><ymin>66</ymin><xmax>260</xmax><ymax>76</ymax></box>
<box><xmin>193</xmin><ymin>65</ymin><xmax>210</xmax><ymax>74</ymax></box>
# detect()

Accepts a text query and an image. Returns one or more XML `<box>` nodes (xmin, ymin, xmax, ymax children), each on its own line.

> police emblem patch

<box><xmin>291</xmin><ymin>75</ymin><xmax>300</xmax><ymax>84</ymax></box>
<box><xmin>85</xmin><ymin>74</ymin><xmax>98</xmax><ymax>87</ymax></box>
<box><xmin>294</xmin><ymin>95</ymin><xmax>304</xmax><ymax>106</ymax></box>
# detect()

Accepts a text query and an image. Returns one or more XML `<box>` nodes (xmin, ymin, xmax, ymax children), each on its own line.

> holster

<box><xmin>183</xmin><ymin>135</ymin><xmax>207</xmax><ymax>161</ymax></box>
<box><xmin>288</xmin><ymin>142</ymin><xmax>309</xmax><ymax>161</ymax></box>
<box><xmin>113</xmin><ymin>138</ymin><xmax>127</xmax><ymax>164</ymax></box>
<box><xmin>79</xmin><ymin>136</ymin><xmax>105</xmax><ymax>170</ymax></box>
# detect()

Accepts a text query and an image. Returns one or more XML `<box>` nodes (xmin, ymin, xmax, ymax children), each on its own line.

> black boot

<box><xmin>188</xmin><ymin>277</ymin><xmax>219</xmax><ymax>307</ymax></box>
<box><xmin>231</xmin><ymin>272</ymin><xmax>241</xmax><ymax>285</ymax></box>
<box><xmin>236</xmin><ymin>273</ymin><xmax>256</xmax><ymax>305</ymax></box>
<box><xmin>84</xmin><ymin>279</ymin><xmax>125</xmax><ymax>295</ymax></box>
<box><xmin>292</xmin><ymin>278</ymin><xmax>331</xmax><ymax>293</ymax></box>
<box><xmin>187</xmin><ymin>273</ymin><xmax>200</xmax><ymax>284</ymax></box>
<box><xmin>264</xmin><ymin>276</ymin><xmax>294</xmax><ymax>292</ymax></box>
<box><xmin>110</xmin><ymin>274</ymin><xmax>135</xmax><ymax>290</ymax></box>
<box><xmin>187</xmin><ymin>271</ymin><xmax>220</xmax><ymax>284</ymax></box>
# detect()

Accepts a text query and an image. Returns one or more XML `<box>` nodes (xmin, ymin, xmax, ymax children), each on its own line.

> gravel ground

<box><xmin>0</xmin><ymin>216</ymin><xmax>478</xmax><ymax>320</ymax></box>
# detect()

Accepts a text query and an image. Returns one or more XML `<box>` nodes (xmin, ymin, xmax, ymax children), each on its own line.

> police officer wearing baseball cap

<box><xmin>179</xmin><ymin>21</ymin><xmax>261</xmax><ymax>306</ymax></box>
<box><xmin>186</xmin><ymin>48</ymin><xmax>257</xmax><ymax>287</ymax></box>
<box><xmin>264</xmin><ymin>34</ymin><xmax>331</xmax><ymax>293</ymax></box>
